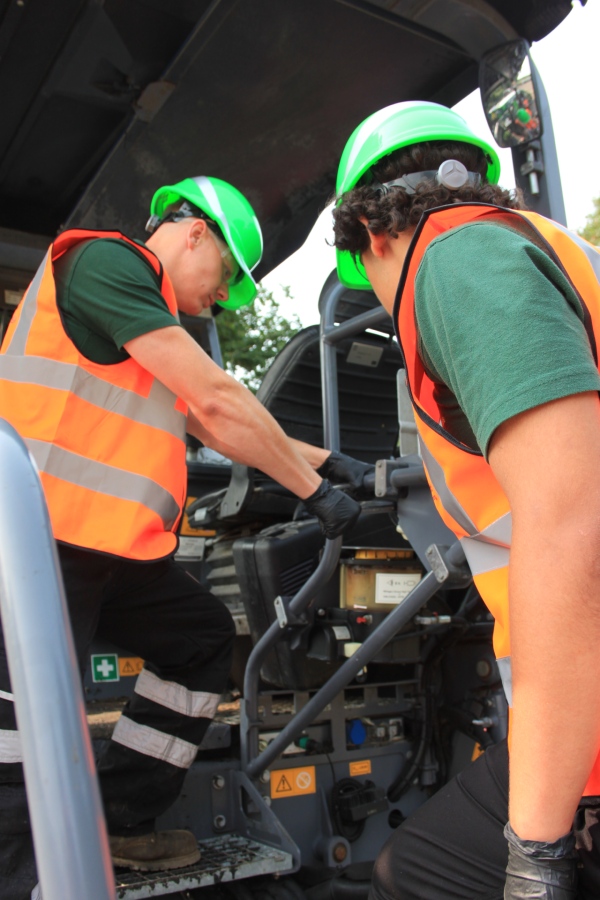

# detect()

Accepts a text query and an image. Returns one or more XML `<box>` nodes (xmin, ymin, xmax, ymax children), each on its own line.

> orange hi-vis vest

<box><xmin>395</xmin><ymin>203</ymin><xmax>600</xmax><ymax>795</ymax></box>
<box><xmin>0</xmin><ymin>229</ymin><xmax>188</xmax><ymax>561</ymax></box>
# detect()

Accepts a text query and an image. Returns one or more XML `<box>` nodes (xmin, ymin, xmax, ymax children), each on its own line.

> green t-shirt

<box><xmin>54</xmin><ymin>237</ymin><xmax>181</xmax><ymax>364</ymax></box>
<box><xmin>414</xmin><ymin>221</ymin><xmax>600</xmax><ymax>457</ymax></box>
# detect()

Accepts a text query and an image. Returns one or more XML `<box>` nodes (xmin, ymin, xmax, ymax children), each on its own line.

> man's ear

<box><xmin>358</xmin><ymin>217</ymin><xmax>388</xmax><ymax>258</ymax></box>
<box><xmin>188</xmin><ymin>217</ymin><xmax>208</xmax><ymax>248</ymax></box>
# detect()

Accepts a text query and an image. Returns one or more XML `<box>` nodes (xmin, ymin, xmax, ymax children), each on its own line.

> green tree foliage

<box><xmin>217</xmin><ymin>285</ymin><xmax>302</xmax><ymax>392</ymax></box>
<box><xmin>579</xmin><ymin>196</ymin><xmax>600</xmax><ymax>246</ymax></box>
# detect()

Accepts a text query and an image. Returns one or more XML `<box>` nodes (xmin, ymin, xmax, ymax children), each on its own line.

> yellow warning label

<box><xmin>471</xmin><ymin>742</ymin><xmax>485</xmax><ymax>762</ymax></box>
<box><xmin>119</xmin><ymin>657</ymin><xmax>144</xmax><ymax>677</ymax></box>
<box><xmin>355</xmin><ymin>549</ymin><xmax>413</xmax><ymax>560</ymax></box>
<box><xmin>180</xmin><ymin>497</ymin><xmax>217</xmax><ymax>537</ymax></box>
<box><xmin>270</xmin><ymin>765</ymin><xmax>316</xmax><ymax>799</ymax></box>
<box><xmin>349</xmin><ymin>759</ymin><xmax>372</xmax><ymax>777</ymax></box>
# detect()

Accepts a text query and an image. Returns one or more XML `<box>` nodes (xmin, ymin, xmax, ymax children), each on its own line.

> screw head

<box><xmin>212</xmin><ymin>774</ymin><xmax>226</xmax><ymax>790</ymax></box>
<box><xmin>213</xmin><ymin>814</ymin><xmax>227</xmax><ymax>829</ymax></box>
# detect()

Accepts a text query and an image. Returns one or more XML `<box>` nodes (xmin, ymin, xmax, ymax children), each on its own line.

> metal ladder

<box><xmin>0</xmin><ymin>420</ymin><xmax>115</xmax><ymax>900</ymax></box>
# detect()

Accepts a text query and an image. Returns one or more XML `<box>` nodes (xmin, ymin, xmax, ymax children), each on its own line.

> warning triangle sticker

<box><xmin>275</xmin><ymin>774</ymin><xmax>293</xmax><ymax>793</ymax></box>
<box><xmin>121</xmin><ymin>661</ymin><xmax>135</xmax><ymax>674</ymax></box>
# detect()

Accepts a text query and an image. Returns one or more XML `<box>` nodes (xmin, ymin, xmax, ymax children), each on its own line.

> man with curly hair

<box><xmin>332</xmin><ymin>101</ymin><xmax>600</xmax><ymax>900</ymax></box>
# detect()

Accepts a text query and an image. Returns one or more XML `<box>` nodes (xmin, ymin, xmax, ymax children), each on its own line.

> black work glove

<box><xmin>303</xmin><ymin>479</ymin><xmax>361</xmax><ymax>539</ymax></box>
<box><xmin>504</xmin><ymin>822</ymin><xmax>578</xmax><ymax>900</ymax></box>
<box><xmin>317</xmin><ymin>450</ymin><xmax>374</xmax><ymax>494</ymax></box>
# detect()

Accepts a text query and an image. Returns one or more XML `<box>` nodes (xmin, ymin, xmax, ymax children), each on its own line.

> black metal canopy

<box><xmin>0</xmin><ymin>0</ymin><xmax>578</xmax><ymax>284</ymax></box>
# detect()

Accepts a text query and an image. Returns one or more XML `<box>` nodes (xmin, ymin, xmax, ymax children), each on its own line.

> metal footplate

<box><xmin>115</xmin><ymin>834</ymin><xmax>294</xmax><ymax>898</ymax></box>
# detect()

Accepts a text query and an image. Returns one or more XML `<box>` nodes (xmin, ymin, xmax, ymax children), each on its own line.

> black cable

<box><xmin>330</xmin><ymin>778</ymin><xmax>367</xmax><ymax>843</ymax></box>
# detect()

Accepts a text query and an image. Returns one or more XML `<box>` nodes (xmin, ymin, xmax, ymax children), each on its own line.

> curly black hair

<box><xmin>332</xmin><ymin>140</ymin><xmax>525</xmax><ymax>258</ymax></box>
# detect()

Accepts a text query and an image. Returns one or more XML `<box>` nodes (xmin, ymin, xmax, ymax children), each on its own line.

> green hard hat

<box><xmin>150</xmin><ymin>176</ymin><xmax>263</xmax><ymax>310</ymax></box>
<box><xmin>335</xmin><ymin>100</ymin><xmax>501</xmax><ymax>290</ymax></box>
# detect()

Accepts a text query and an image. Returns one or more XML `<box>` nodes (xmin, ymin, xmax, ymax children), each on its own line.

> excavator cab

<box><xmin>0</xmin><ymin>1</ymin><xmax>579</xmax><ymax>897</ymax></box>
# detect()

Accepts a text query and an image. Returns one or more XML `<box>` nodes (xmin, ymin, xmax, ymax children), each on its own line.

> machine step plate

<box><xmin>115</xmin><ymin>834</ymin><xmax>293</xmax><ymax>899</ymax></box>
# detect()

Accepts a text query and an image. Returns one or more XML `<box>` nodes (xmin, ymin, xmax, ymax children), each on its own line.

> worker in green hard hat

<box><xmin>0</xmin><ymin>174</ymin><xmax>363</xmax><ymax>897</ymax></box>
<box><xmin>332</xmin><ymin>100</ymin><xmax>600</xmax><ymax>899</ymax></box>
<box><xmin>146</xmin><ymin>175</ymin><xmax>264</xmax><ymax>311</ymax></box>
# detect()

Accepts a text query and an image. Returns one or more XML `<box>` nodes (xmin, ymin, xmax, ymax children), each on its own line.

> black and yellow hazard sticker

<box><xmin>118</xmin><ymin>657</ymin><xmax>144</xmax><ymax>677</ymax></box>
<box><xmin>270</xmin><ymin>765</ymin><xmax>316</xmax><ymax>799</ymax></box>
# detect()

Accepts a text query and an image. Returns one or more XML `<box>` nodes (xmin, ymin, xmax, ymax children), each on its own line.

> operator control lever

<box><xmin>375</xmin><ymin>456</ymin><xmax>426</xmax><ymax>498</ymax></box>
<box><xmin>426</xmin><ymin>542</ymin><xmax>472</xmax><ymax>587</ymax></box>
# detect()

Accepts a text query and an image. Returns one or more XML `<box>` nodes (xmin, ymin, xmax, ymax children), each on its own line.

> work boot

<box><xmin>109</xmin><ymin>829</ymin><xmax>201</xmax><ymax>871</ymax></box>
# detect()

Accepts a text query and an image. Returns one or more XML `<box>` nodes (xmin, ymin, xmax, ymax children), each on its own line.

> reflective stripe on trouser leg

<box><xmin>109</xmin><ymin>668</ymin><xmax>222</xmax><ymax>767</ymax></box>
<box><xmin>111</xmin><ymin>717</ymin><xmax>198</xmax><ymax>768</ymax></box>
<box><xmin>134</xmin><ymin>668</ymin><xmax>221</xmax><ymax>719</ymax></box>
<box><xmin>98</xmin><ymin>667</ymin><xmax>228</xmax><ymax>832</ymax></box>
<box><xmin>0</xmin><ymin>731</ymin><xmax>22</xmax><ymax>764</ymax></box>
<box><xmin>97</xmin><ymin>591</ymin><xmax>235</xmax><ymax>833</ymax></box>
<box><xmin>0</xmin><ymin>693</ymin><xmax>22</xmax><ymax>764</ymax></box>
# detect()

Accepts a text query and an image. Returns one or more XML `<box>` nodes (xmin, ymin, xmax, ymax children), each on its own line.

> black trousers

<box><xmin>370</xmin><ymin>740</ymin><xmax>600</xmax><ymax>900</ymax></box>
<box><xmin>0</xmin><ymin>544</ymin><xmax>235</xmax><ymax>900</ymax></box>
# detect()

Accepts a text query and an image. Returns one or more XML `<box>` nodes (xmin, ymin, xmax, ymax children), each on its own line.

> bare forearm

<box><xmin>187</xmin><ymin>394</ymin><xmax>321</xmax><ymax>499</ymax></box>
<box><xmin>287</xmin><ymin>438</ymin><xmax>330</xmax><ymax>470</ymax></box>
<box><xmin>125</xmin><ymin>327</ymin><xmax>321</xmax><ymax>500</ymax></box>
<box><xmin>489</xmin><ymin>394</ymin><xmax>600</xmax><ymax>843</ymax></box>
<box><xmin>188</xmin><ymin>417</ymin><xmax>329</xmax><ymax>475</ymax></box>
<box><xmin>508</xmin><ymin>516</ymin><xmax>600</xmax><ymax>840</ymax></box>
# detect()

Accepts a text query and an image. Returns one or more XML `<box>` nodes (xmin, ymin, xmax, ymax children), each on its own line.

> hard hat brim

<box><xmin>336</xmin><ymin>248</ymin><xmax>372</xmax><ymax>291</ymax></box>
<box><xmin>216</xmin><ymin>270</ymin><xmax>258</xmax><ymax>310</ymax></box>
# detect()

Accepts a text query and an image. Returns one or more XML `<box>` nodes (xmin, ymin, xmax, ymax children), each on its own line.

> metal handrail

<box><xmin>245</xmin><ymin>567</ymin><xmax>444</xmax><ymax>779</ymax></box>
<box><xmin>242</xmin><ymin>282</ymin><xmax>432</xmax><ymax>778</ymax></box>
<box><xmin>241</xmin><ymin>535</ymin><xmax>343</xmax><ymax>772</ymax></box>
<box><xmin>319</xmin><ymin>283</ymin><xmax>392</xmax><ymax>449</ymax></box>
<box><xmin>0</xmin><ymin>420</ymin><xmax>115</xmax><ymax>900</ymax></box>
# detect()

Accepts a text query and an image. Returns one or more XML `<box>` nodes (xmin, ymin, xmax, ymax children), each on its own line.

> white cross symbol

<box><xmin>97</xmin><ymin>659</ymin><xmax>115</xmax><ymax>678</ymax></box>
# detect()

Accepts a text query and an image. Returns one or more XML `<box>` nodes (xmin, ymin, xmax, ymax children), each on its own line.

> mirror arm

<box><xmin>519</xmin><ymin>140</ymin><xmax>545</xmax><ymax>196</ymax></box>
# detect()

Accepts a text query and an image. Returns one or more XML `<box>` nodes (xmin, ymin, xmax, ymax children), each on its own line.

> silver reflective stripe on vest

<box><xmin>0</xmin><ymin>690</ymin><xmax>14</xmax><ymax>702</ymax></box>
<box><xmin>135</xmin><ymin>668</ymin><xmax>220</xmax><ymax>719</ymax></box>
<box><xmin>460</xmin><ymin>512</ymin><xmax>512</xmax><ymax>576</ymax></box>
<box><xmin>496</xmin><ymin>656</ymin><xmax>513</xmax><ymax>707</ymax></box>
<box><xmin>419</xmin><ymin>439</ymin><xmax>513</xmax><ymax>575</ymax></box>
<box><xmin>0</xmin><ymin>729</ymin><xmax>22</xmax><ymax>763</ymax></box>
<box><xmin>461</xmin><ymin>538</ymin><xmax>509</xmax><ymax>575</ymax></box>
<box><xmin>26</xmin><ymin>439</ymin><xmax>180</xmax><ymax>530</ymax></box>
<box><xmin>3</xmin><ymin>253</ymin><xmax>49</xmax><ymax>355</ymax></box>
<box><xmin>112</xmin><ymin>716</ymin><xmax>198</xmax><ymax>768</ymax></box>
<box><xmin>0</xmin><ymin>356</ymin><xmax>186</xmax><ymax>440</ymax></box>
<box><xmin>419</xmin><ymin>440</ymin><xmax>478</xmax><ymax>535</ymax></box>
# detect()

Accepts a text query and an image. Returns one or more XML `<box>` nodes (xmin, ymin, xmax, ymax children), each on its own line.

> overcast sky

<box><xmin>262</xmin><ymin>0</ymin><xmax>600</xmax><ymax>326</ymax></box>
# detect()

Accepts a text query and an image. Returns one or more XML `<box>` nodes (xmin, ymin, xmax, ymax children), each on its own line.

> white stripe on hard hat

<box><xmin>192</xmin><ymin>177</ymin><xmax>260</xmax><ymax>275</ymax></box>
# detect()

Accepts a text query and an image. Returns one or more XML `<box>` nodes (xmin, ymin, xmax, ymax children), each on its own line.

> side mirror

<box><xmin>479</xmin><ymin>39</ymin><xmax>542</xmax><ymax>149</ymax></box>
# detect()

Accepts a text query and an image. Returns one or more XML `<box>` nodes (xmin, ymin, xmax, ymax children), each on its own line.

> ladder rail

<box><xmin>0</xmin><ymin>420</ymin><xmax>115</xmax><ymax>900</ymax></box>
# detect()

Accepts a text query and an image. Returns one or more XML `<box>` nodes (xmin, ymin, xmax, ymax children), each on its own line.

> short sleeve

<box><xmin>415</xmin><ymin>222</ymin><xmax>600</xmax><ymax>457</ymax></box>
<box><xmin>55</xmin><ymin>238</ymin><xmax>181</xmax><ymax>362</ymax></box>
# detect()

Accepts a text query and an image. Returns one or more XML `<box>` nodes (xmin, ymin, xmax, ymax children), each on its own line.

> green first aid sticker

<box><xmin>91</xmin><ymin>654</ymin><xmax>120</xmax><ymax>683</ymax></box>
